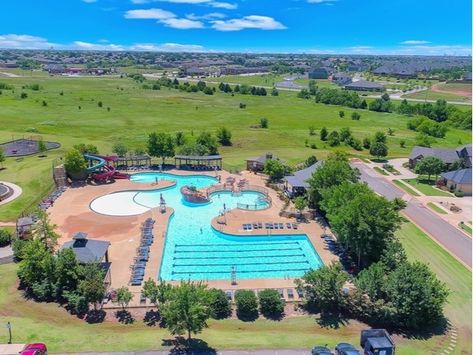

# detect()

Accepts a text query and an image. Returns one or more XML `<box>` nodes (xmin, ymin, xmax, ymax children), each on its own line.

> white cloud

<box><xmin>135</xmin><ymin>0</ymin><xmax>237</xmax><ymax>9</ymax></box>
<box><xmin>125</xmin><ymin>8</ymin><xmax>175</xmax><ymax>19</ymax></box>
<box><xmin>211</xmin><ymin>15</ymin><xmax>286</xmax><ymax>31</ymax></box>
<box><xmin>161</xmin><ymin>18</ymin><xmax>204</xmax><ymax>29</ymax></box>
<box><xmin>307</xmin><ymin>0</ymin><xmax>338</xmax><ymax>4</ymax></box>
<box><xmin>0</xmin><ymin>34</ymin><xmax>56</xmax><ymax>49</ymax></box>
<box><xmin>401</xmin><ymin>40</ymin><xmax>431</xmax><ymax>45</ymax></box>
<box><xmin>131</xmin><ymin>42</ymin><xmax>205</xmax><ymax>51</ymax></box>
<box><xmin>72</xmin><ymin>41</ymin><xmax>125</xmax><ymax>51</ymax></box>
<box><xmin>186</xmin><ymin>12</ymin><xmax>226</xmax><ymax>20</ymax></box>
<box><xmin>208</xmin><ymin>2</ymin><xmax>237</xmax><ymax>9</ymax></box>
<box><xmin>82</xmin><ymin>0</ymin><xmax>97</xmax><ymax>3</ymax></box>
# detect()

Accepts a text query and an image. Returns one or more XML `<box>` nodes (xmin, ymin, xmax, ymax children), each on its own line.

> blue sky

<box><xmin>0</xmin><ymin>0</ymin><xmax>471</xmax><ymax>55</ymax></box>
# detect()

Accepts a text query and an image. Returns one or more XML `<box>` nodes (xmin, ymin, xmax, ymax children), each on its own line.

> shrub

<box><xmin>20</xmin><ymin>92</ymin><xmax>28</xmax><ymax>99</ymax></box>
<box><xmin>258</xmin><ymin>289</ymin><xmax>285</xmax><ymax>320</ymax></box>
<box><xmin>64</xmin><ymin>149</ymin><xmax>87</xmax><ymax>174</ymax></box>
<box><xmin>260</xmin><ymin>117</ymin><xmax>268</xmax><ymax>128</ymax></box>
<box><xmin>235</xmin><ymin>290</ymin><xmax>258</xmax><ymax>321</ymax></box>
<box><xmin>351</xmin><ymin>112</ymin><xmax>361</xmax><ymax>120</ymax></box>
<box><xmin>0</xmin><ymin>229</ymin><xmax>11</xmax><ymax>247</ymax></box>
<box><xmin>98</xmin><ymin>101</ymin><xmax>103</xmax><ymax>108</ymax></box>
<box><xmin>310</xmin><ymin>143</ymin><xmax>317</xmax><ymax>149</ymax></box>
<box><xmin>454</xmin><ymin>190</ymin><xmax>464</xmax><ymax>197</ymax></box>
<box><xmin>239</xmin><ymin>103</ymin><xmax>246</xmax><ymax>109</ymax></box>
<box><xmin>208</xmin><ymin>288</ymin><xmax>232</xmax><ymax>319</ymax></box>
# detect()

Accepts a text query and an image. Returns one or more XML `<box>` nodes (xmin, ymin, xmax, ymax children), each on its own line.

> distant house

<box><xmin>344</xmin><ymin>80</ymin><xmax>384</xmax><ymax>92</ymax></box>
<box><xmin>461</xmin><ymin>72</ymin><xmax>472</xmax><ymax>83</ymax></box>
<box><xmin>246</xmin><ymin>152</ymin><xmax>276</xmax><ymax>172</ymax></box>
<box><xmin>284</xmin><ymin>161</ymin><xmax>324</xmax><ymax>196</ymax></box>
<box><xmin>185</xmin><ymin>67</ymin><xmax>208</xmax><ymax>77</ymax></box>
<box><xmin>61</xmin><ymin>232</ymin><xmax>112</xmax><ymax>288</ymax></box>
<box><xmin>440</xmin><ymin>168</ymin><xmax>472</xmax><ymax>195</ymax></box>
<box><xmin>44</xmin><ymin>64</ymin><xmax>66</xmax><ymax>74</ymax></box>
<box><xmin>308</xmin><ymin>68</ymin><xmax>329</xmax><ymax>79</ymax></box>
<box><xmin>331</xmin><ymin>72</ymin><xmax>352</xmax><ymax>86</ymax></box>
<box><xmin>409</xmin><ymin>145</ymin><xmax>472</xmax><ymax>169</ymax></box>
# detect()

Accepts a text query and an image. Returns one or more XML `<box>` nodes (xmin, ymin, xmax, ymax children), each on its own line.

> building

<box><xmin>344</xmin><ymin>80</ymin><xmax>384</xmax><ymax>92</ymax></box>
<box><xmin>331</xmin><ymin>72</ymin><xmax>352</xmax><ymax>86</ymax></box>
<box><xmin>409</xmin><ymin>145</ymin><xmax>472</xmax><ymax>169</ymax></box>
<box><xmin>308</xmin><ymin>68</ymin><xmax>328</xmax><ymax>79</ymax></box>
<box><xmin>461</xmin><ymin>72</ymin><xmax>472</xmax><ymax>83</ymax></box>
<box><xmin>284</xmin><ymin>161</ymin><xmax>324</xmax><ymax>197</ymax></box>
<box><xmin>246</xmin><ymin>152</ymin><xmax>276</xmax><ymax>172</ymax></box>
<box><xmin>61</xmin><ymin>232</ymin><xmax>112</xmax><ymax>287</ymax></box>
<box><xmin>440</xmin><ymin>168</ymin><xmax>472</xmax><ymax>195</ymax></box>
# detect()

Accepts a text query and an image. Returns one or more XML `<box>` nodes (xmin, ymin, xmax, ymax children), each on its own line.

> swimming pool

<box><xmin>93</xmin><ymin>172</ymin><xmax>323</xmax><ymax>280</ymax></box>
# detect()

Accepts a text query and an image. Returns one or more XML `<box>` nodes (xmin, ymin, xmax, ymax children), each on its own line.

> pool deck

<box><xmin>49</xmin><ymin>169</ymin><xmax>339</xmax><ymax>305</ymax></box>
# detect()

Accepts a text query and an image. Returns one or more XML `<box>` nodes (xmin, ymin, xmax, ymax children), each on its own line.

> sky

<box><xmin>0</xmin><ymin>0</ymin><xmax>471</xmax><ymax>55</ymax></box>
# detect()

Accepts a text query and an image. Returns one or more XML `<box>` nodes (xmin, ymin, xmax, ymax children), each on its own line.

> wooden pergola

<box><xmin>174</xmin><ymin>154</ymin><xmax>222</xmax><ymax>170</ymax></box>
<box><xmin>114</xmin><ymin>155</ymin><xmax>151</xmax><ymax>168</ymax></box>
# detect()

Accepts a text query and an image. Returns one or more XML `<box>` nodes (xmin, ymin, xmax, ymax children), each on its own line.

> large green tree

<box><xmin>263</xmin><ymin>159</ymin><xmax>287</xmax><ymax>182</ymax></box>
<box><xmin>414</xmin><ymin>156</ymin><xmax>445</xmax><ymax>182</ymax></box>
<box><xmin>216</xmin><ymin>127</ymin><xmax>232</xmax><ymax>146</ymax></box>
<box><xmin>161</xmin><ymin>281</ymin><xmax>212</xmax><ymax>340</ymax></box>
<box><xmin>147</xmin><ymin>132</ymin><xmax>175</xmax><ymax>165</ymax></box>
<box><xmin>64</xmin><ymin>149</ymin><xmax>87</xmax><ymax>174</ymax></box>
<box><xmin>369</xmin><ymin>142</ymin><xmax>388</xmax><ymax>160</ymax></box>
<box><xmin>258</xmin><ymin>289</ymin><xmax>285</xmax><ymax>320</ymax></box>
<box><xmin>78</xmin><ymin>263</ymin><xmax>106</xmax><ymax>311</ymax></box>
<box><xmin>196</xmin><ymin>131</ymin><xmax>218</xmax><ymax>155</ymax></box>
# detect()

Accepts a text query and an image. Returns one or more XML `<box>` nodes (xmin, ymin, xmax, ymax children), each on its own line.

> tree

<box><xmin>147</xmin><ymin>132</ymin><xmax>175</xmax><ymax>165</ymax></box>
<box><xmin>114</xmin><ymin>286</ymin><xmax>133</xmax><ymax>311</ymax></box>
<box><xmin>308</xmin><ymin>126</ymin><xmax>315</xmax><ymax>136</ymax></box>
<box><xmin>33</xmin><ymin>210</ymin><xmax>59</xmax><ymax>252</ymax></box>
<box><xmin>208</xmin><ymin>288</ymin><xmax>231</xmax><ymax>319</ymax></box>
<box><xmin>175</xmin><ymin>131</ymin><xmax>186</xmax><ymax>146</ymax></box>
<box><xmin>369</xmin><ymin>142</ymin><xmax>388</xmax><ymax>160</ymax></box>
<box><xmin>383</xmin><ymin>262</ymin><xmax>449</xmax><ymax>329</ymax></box>
<box><xmin>362</xmin><ymin>137</ymin><xmax>371</xmax><ymax>149</ymax></box>
<box><xmin>263</xmin><ymin>159</ymin><xmax>286</xmax><ymax>182</ymax></box>
<box><xmin>216</xmin><ymin>127</ymin><xmax>232</xmax><ymax>146</ymax></box>
<box><xmin>162</xmin><ymin>281</ymin><xmax>211</xmax><ymax>340</ymax></box>
<box><xmin>305</xmin><ymin>155</ymin><xmax>317</xmax><ymax>167</ymax></box>
<box><xmin>260</xmin><ymin>117</ymin><xmax>269</xmax><ymax>128</ymax></box>
<box><xmin>294</xmin><ymin>196</ymin><xmax>307</xmax><ymax>215</ymax></box>
<box><xmin>78</xmin><ymin>263</ymin><xmax>106</xmax><ymax>311</ymax></box>
<box><xmin>297</xmin><ymin>89</ymin><xmax>311</xmax><ymax>99</ymax></box>
<box><xmin>0</xmin><ymin>229</ymin><xmax>11</xmax><ymax>247</ymax></box>
<box><xmin>320</xmin><ymin>127</ymin><xmax>328</xmax><ymax>141</ymax></box>
<box><xmin>374</xmin><ymin>131</ymin><xmax>387</xmax><ymax>143</ymax></box>
<box><xmin>65</xmin><ymin>149</ymin><xmax>87</xmax><ymax>174</ymax></box>
<box><xmin>271</xmin><ymin>87</ymin><xmax>279</xmax><ymax>96</ymax></box>
<box><xmin>258</xmin><ymin>289</ymin><xmax>285</xmax><ymax>320</ymax></box>
<box><xmin>339</xmin><ymin>110</ymin><xmax>345</xmax><ymax>118</ymax></box>
<box><xmin>73</xmin><ymin>143</ymin><xmax>99</xmax><ymax>154</ymax></box>
<box><xmin>327</xmin><ymin>131</ymin><xmax>340</xmax><ymax>146</ymax></box>
<box><xmin>296</xmin><ymin>262</ymin><xmax>348</xmax><ymax>314</ymax></box>
<box><xmin>0</xmin><ymin>148</ymin><xmax>5</xmax><ymax>169</ymax></box>
<box><xmin>235</xmin><ymin>289</ymin><xmax>258</xmax><ymax>321</ymax></box>
<box><xmin>112</xmin><ymin>142</ymin><xmax>128</xmax><ymax>157</ymax></box>
<box><xmin>339</xmin><ymin>127</ymin><xmax>352</xmax><ymax>142</ymax></box>
<box><xmin>142</xmin><ymin>278</ymin><xmax>171</xmax><ymax>311</ymax></box>
<box><xmin>351</xmin><ymin>112</ymin><xmax>361</xmax><ymax>120</ymax></box>
<box><xmin>55</xmin><ymin>248</ymin><xmax>80</xmax><ymax>299</ymax></box>
<box><xmin>98</xmin><ymin>101</ymin><xmax>103</xmax><ymax>108</ymax></box>
<box><xmin>38</xmin><ymin>138</ymin><xmax>47</xmax><ymax>156</ymax></box>
<box><xmin>196</xmin><ymin>131</ymin><xmax>218</xmax><ymax>155</ymax></box>
<box><xmin>414</xmin><ymin>156</ymin><xmax>444</xmax><ymax>182</ymax></box>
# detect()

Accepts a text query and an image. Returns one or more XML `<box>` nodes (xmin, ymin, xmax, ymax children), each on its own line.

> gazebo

<box><xmin>114</xmin><ymin>155</ymin><xmax>151</xmax><ymax>169</ymax></box>
<box><xmin>174</xmin><ymin>155</ymin><xmax>222</xmax><ymax>171</ymax></box>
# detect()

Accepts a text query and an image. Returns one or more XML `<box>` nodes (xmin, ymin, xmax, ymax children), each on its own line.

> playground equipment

<box><xmin>84</xmin><ymin>154</ymin><xmax>129</xmax><ymax>182</ymax></box>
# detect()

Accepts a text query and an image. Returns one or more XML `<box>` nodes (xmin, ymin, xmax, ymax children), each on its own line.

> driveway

<box><xmin>352</xmin><ymin>161</ymin><xmax>472</xmax><ymax>268</ymax></box>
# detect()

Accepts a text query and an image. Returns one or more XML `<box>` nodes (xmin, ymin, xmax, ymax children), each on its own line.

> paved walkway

<box><xmin>0</xmin><ymin>181</ymin><xmax>23</xmax><ymax>205</ymax></box>
<box><xmin>352</xmin><ymin>161</ymin><xmax>472</xmax><ymax>268</ymax></box>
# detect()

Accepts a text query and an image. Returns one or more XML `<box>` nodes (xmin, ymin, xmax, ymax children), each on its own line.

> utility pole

<box><xmin>6</xmin><ymin>321</ymin><xmax>12</xmax><ymax>344</ymax></box>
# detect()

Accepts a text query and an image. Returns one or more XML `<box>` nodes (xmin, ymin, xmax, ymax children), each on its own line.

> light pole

<box><xmin>6</xmin><ymin>321</ymin><xmax>12</xmax><ymax>344</ymax></box>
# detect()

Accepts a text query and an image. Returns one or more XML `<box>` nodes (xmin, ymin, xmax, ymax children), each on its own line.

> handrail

<box><xmin>236</xmin><ymin>194</ymin><xmax>272</xmax><ymax>211</ymax></box>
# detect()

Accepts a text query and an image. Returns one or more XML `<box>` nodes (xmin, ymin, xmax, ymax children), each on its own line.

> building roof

<box><xmin>174</xmin><ymin>154</ymin><xmax>222</xmax><ymax>161</ymax></box>
<box><xmin>441</xmin><ymin>168</ymin><xmax>472</xmax><ymax>185</ymax></box>
<box><xmin>409</xmin><ymin>146</ymin><xmax>460</xmax><ymax>164</ymax></box>
<box><xmin>344</xmin><ymin>80</ymin><xmax>384</xmax><ymax>89</ymax></box>
<box><xmin>285</xmin><ymin>161</ymin><xmax>324</xmax><ymax>188</ymax></box>
<box><xmin>61</xmin><ymin>232</ymin><xmax>110</xmax><ymax>264</ymax></box>
<box><xmin>367</xmin><ymin>337</ymin><xmax>394</xmax><ymax>349</ymax></box>
<box><xmin>247</xmin><ymin>152</ymin><xmax>275</xmax><ymax>164</ymax></box>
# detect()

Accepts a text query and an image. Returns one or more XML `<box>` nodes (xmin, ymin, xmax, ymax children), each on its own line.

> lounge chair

<box><xmin>279</xmin><ymin>223</ymin><xmax>284</xmax><ymax>229</ymax></box>
<box><xmin>287</xmin><ymin>288</ymin><xmax>294</xmax><ymax>299</ymax></box>
<box><xmin>292</xmin><ymin>223</ymin><xmax>298</xmax><ymax>229</ymax></box>
<box><xmin>253</xmin><ymin>223</ymin><xmax>258</xmax><ymax>229</ymax></box>
<box><xmin>274</xmin><ymin>223</ymin><xmax>279</xmax><ymax>230</ymax></box>
<box><xmin>258</xmin><ymin>222</ymin><xmax>263</xmax><ymax>229</ymax></box>
<box><xmin>277</xmin><ymin>288</ymin><xmax>285</xmax><ymax>299</ymax></box>
<box><xmin>286</xmin><ymin>223</ymin><xmax>292</xmax><ymax>229</ymax></box>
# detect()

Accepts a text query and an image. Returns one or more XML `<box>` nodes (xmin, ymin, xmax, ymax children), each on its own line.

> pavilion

<box><xmin>174</xmin><ymin>154</ymin><xmax>222</xmax><ymax>170</ymax></box>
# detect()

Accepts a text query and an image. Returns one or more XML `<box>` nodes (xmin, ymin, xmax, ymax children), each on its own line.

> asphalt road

<box><xmin>353</xmin><ymin>162</ymin><xmax>472</xmax><ymax>268</ymax></box>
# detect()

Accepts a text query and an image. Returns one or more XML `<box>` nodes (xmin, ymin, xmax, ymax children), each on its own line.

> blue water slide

<box><xmin>84</xmin><ymin>154</ymin><xmax>107</xmax><ymax>173</ymax></box>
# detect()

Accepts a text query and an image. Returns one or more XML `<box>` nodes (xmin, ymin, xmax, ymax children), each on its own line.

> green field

<box><xmin>402</xmin><ymin>178</ymin><xmax>452</xmax><ymax>197</ymax></box>
<box><xmin>215</xmin><ymin>74</ymin><xmax>285</xmax><ymax>87</ymax></box>
<box><xmin>293</xmin><ymin>78</ymin><xmax>337</xmax><ymax>89</ymax></box>
<box><xmin>0</xmin><ymin>75</ymin><xmax>470</xmax><ymax>222</ymax></box>
<box><xmin>402</xmin><ymin>89</ymin><xmax>472</xmax><ymax>103</ymax></box>
<box><xmin>397</xmin><ymin>222</ymin><xmax>472</xmax><ymax>354</ymax></box>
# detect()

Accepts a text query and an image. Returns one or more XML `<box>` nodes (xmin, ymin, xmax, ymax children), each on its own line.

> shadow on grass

<box><xmin>316</xmin><ymin>312</ymin><xmax>349</xmax><ymax>329</ymax></box>
<box><xmin>162</xmin><ymin>337</ymin><xmax>217</xmax><ymax>354</ymax></box>
<box><xmin>236</xmin><ymin>310</ymin><xmax>259</xmax><ymax>322</ymax></box>
<box><xmin>389</xmin><ymin>316</ymin><xmax>449</xmax><ymax>341</ymax></box>
<box><xmin>144</xmin><ymin>309</ymin><xmax>163</xmax><ymax>327</ymax></box>
<box><xmin>115</xmin><ymin>309</ymin><xmax>134</xmax><ymax>324</ymax></box>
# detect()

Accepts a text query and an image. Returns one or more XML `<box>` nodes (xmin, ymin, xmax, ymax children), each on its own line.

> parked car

<box><xmin>21</xmin><ymin>343</ymin><xmax>47</xmax><ymax>355</ymax></box>
<box><xmin>335</xmin><ymin>342</ymin><xmax>360</xmax><ymax>355</ymax></box>
<box><xmin>312</xmin><ymin>346</ymin><xmax>334</xmax><ymax>355</ymax></box>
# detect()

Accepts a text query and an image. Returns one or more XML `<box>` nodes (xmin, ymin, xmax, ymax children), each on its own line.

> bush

<box><xmin>235</xmin><ymin>290</ymin><xmax>258</xmax><ymax>321</ymax></box>
<box><xmin>208</xmin><ymin>288</ymin><xmax>232</xmax><ymax>319</ymax></box>
<box><xmin>239</xmin><ymin>103</ymin><xmax>246</xmax><ymax>109</ymax></box>
<box><xmin>0</xmin><ymin>229</ymin><xmax>11</xmax><ymax>247</ymax></box>
<box><xmin>260</xmin><ymin>117</ymin><xmax>269</xmax><ymax>128</ymax></box>
<box><xmin>20</xmin><ymin>92</ymin><xmax>28</xmax><ymax>99</ymax></box>
<box><xmin>64</xmin><ymin>149</ymin><xmax>87</xmax><ymax>174</ymax></box>
<box><xmin>351</xmin><ymin>112</ymin><xmax>361</xmax><ymax>120</ymax></box>
<box><xmin>98</xmin><ymin>101</ymin><xmax>103</xmax><ymax>108</ymax></box>
<box><xmin>258</xmin><ymin>289</ymin><xmax>285</xmax><ymax>320</ymax></box>
<box><xmin>454</xmin><ymin>190</ymin><xmax>464</xmax><ymax>197</ymax></box>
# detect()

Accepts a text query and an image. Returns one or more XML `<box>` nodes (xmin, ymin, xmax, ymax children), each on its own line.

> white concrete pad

<box><xmin>90</xmin><ymin>191</ymin><xmax>150</xmax><ymax>216</ymax></box>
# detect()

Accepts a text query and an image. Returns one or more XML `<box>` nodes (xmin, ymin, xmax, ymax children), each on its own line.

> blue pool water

<box><xmin>130</xmin><ymin>172</ymin><xmax>323</xmax><ymax>281</ymax></box>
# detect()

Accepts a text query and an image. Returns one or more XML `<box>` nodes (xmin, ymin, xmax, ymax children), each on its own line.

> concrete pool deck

<box><xmin>48</xmin><ymin>169</ymin><xmax>339</xmax><ymax>304</ymax></box>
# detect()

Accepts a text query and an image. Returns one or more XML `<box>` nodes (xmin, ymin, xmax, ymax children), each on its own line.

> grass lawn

<box><xmin>373</xmin><ymin>166</ymin><xmax>389</xmax><ymax>175</ymax></box>
<box><xmin>427</xmin><ymin>202</ymin><xmax>448</xmax><ymax>214</ymax></box>
<box><xmin>397</xmin><ymin>222</ymin><xmax>472</xmax><ymax>354</ymax></box>
<box><xmin>402</xmin><ymin>90</ymin><xmax>471</xmax><ymax>103</ymax></box>
<box><xmin>0</xmin><ymin>262</ymin><xmax>453</xmax><ymax>354</ymax></box>
<box><xmin>459</xmin><ymin>222</ymin><xmax>472</xmax><ymax>235</ymax></box>
<box><xmin>392</xmin><ymin>180</ymin><xmax>421</xmax><ymax>196</ymax></box>
<box><xmin>215</xmin><ymin>74</ymin><xmax>285</xmax><ymax>87</ymax></box>
<box><xmin>0</xmin><ymin>75</ymin><xmax>470</xmax><ymax>221</ymax></box>
<box><xmin>402</xmin><ymin>178</ymin><xmax>452</xmax><ymax>197</ymax></box>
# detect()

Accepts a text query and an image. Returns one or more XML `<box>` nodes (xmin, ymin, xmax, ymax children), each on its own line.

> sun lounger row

<box><xmin>242</xmin><ymin>222</ymin><xmax>299</xmax><ymax>231</ymax></box>
<box><xmin>38</xmin><ymin>186</ymin><xmax>67</xmax><ymax>210</ymax></box>
<box><xmin>130</xmin><ymin>219</ymin><xmax>155</xmax><ymax>286</ymax></box>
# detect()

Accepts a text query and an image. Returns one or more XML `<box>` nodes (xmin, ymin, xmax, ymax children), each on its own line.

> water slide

<box><xmin>84</xmin><ymin>154</ymin><xmax>129</xmax><ymax>181</ymax></box>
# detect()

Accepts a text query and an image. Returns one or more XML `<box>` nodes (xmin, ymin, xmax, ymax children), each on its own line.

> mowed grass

<box><xmin>397</xmin><ymin>222</ymin><xmax>472</xmax><ymax>354</ymax></box>
<box><xmin>392</xmin><ymin>180</ymin><xmax>421</xmax><ymax>196</ymax></box>
<box><xmin>402</xmin><ymin>89</ymin><xmax>472</xmax><ymax>103</ymax></box>
<box><xmin>402</xmin><ymin>178</ymin><xmax>452</xmax><ymax>197</ymax></box>
<box><xmin>459</xmin><ymin>222</ymin><xmax>472</xmax><ymax>235</ymax></box>
<box><xmin>0</xmin><ymin>262</ymin><xmax>451</xmax><ymax>354</ymax></box>
<box><xmin>427</xmin><ymin>202</ymin><xmax>448</xmax><ymax>214</ymax></box>
<box><xmin>0</xmin><ymin>75</ymin><xmax>470</xmax><ymax>221</ymax></box>
<box><xmin>215</xmin><ymin>74</ymin><xmax>285</xmax><ymax>86</ymax></box>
